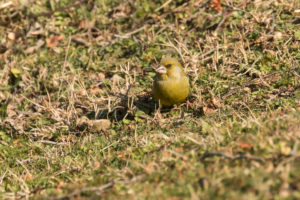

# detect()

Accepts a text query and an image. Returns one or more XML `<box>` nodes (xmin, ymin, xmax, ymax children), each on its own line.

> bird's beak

<box><xmin>155</xmin><ymin>65</ymin><xmax>167</xmax><ymax>74</ymax></box>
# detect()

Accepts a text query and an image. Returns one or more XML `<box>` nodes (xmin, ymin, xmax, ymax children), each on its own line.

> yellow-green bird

<box><xmin>153</xmin><ymin>57</ymin><xmax>189</xmax><ymax>106</ymax></box>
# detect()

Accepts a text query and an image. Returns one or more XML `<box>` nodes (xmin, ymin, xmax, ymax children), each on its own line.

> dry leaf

<box><xmin>211</xmin><ymin>97</ymin><xmax>222</xmax><ymax>108</ymax></box>
<box><xmin>238</xmin><ymin>142</ymin><xmax>254</xmax><ymax>149</ymax></box>
<box><xmin>24</xmin><ymin>39</ymin><xmax>45</xmax><ymax>54</ymax></box>
<box><xmin>98</xmin><ymin>72</ymin><xmax>106</xmax><ymax>81</ymax></box>
<box><xmin>46</xmin><ymin>34</ymin><xmax>64</xmax><ymax>47</ymax></box>
<box><xmin>25</xmin><ymin>173</ymin><xmax>32</xmax><ymax>181</ymax></box>
<box><xmin>0</xmin><ymin>1</ymin><xmax>13</xmax><ymax>9</ymax></box>
<box><xmin>13</xmin><ymin>139</ymin><xmax>20</xmax><ymax>145</ymax></box>
<box><xmin>208</xmin><ymin>91</ymin><xmax>223</xmax><ymax>108</ymax></box>
<box><xmin>7</xmin><ymin>32</ymin><xmax>16</xmax><ymax>41</ymax></box>
<box><xmin>7</xmin><ymin>103</ymin><xmax>17</xmax><ymax>117</ymax></box>
<box><xmin>78</xmin><ymin>19</ymin><xmax>93</xmax><ymax>30</ymax></box>
<box><xmin>203</xmin><ymin>106</ymin><xmax>217</xmax><ymax>115</ymax></box>
<box><xmin>89</xmin><ymin>86</ymin><xmax>104</xmax><ymax>96</ymax></box>
<box><xmin>212</xmin><ymin>0</ymin><xmax>222</xmax><ymax>12</ymax></box>
<box><xmin>26</xmin><ymin>22</ymin><xmax>44</xmax><ymax>38</ymax></box>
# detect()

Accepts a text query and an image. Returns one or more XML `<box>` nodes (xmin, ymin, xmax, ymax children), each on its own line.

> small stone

<box><xmin>111</xmin><ymin>74</ymin><xmax>124</xmax><ymax>86</ymax></box>
<box><xmin>273</xmin><ymin>32</ymin><xmax>283</xmax><ymax>40</ymax></box>
<box><xmin>8</xmin><ymin>32</ymin><xmax>16</xmax><ymax>41</ymax></box>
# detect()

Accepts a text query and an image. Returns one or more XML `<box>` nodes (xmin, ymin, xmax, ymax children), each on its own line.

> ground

<box><xmin>0</xmin><ymin>0</ymin><xmax>300</xmax><ymax>199</ymax></box>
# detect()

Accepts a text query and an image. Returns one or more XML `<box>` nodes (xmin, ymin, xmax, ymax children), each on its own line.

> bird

<box><xmin>153</xmin><ymin>57</ymin><xmax>189</xmax><ymax>106</ymax></box>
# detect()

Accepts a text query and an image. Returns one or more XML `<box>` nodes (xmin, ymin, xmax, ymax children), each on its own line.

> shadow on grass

<box><xmin>85</xmin><ymin>92</ymin><xmax>205</xmax><ymax>124</ymax></box>
<box><xmin>85</xmin><ymin>93</ymin><xmax>156</xmax><ymax>122</ymax></box>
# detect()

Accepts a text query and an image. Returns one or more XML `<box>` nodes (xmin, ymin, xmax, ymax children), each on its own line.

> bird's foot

<box><xmin>186</xmin><ymin>100</ymin><xmax>192</xmax><ymax>110</ymax></box>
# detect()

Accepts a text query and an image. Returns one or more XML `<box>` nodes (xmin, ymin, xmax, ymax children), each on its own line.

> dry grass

<box><xmin>0</xmin><ymin>0</ymin><xmax>300</xmax><ymax>199</ymax></box>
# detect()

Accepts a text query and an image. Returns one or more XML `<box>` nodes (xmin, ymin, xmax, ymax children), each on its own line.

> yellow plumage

<box><xmin>153</xmin><ymin>57</ymin><xmax>189</xmax><ymax>106</ymax></box>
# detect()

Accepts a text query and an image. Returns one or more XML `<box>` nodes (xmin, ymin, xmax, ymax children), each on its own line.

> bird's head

<box><xmin>155</xmin><ymin>57</ymin><xmax>184</xmax><ymax>80</ymax></box>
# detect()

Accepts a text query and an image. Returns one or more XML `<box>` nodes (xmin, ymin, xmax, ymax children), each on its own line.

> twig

<box><xmin>185</xmin><ymin>135</ymin><xmax>204</xmax><ymax>146</ymax></box>
<box><xmin>38</xmin><ymin>140</ymin><xmax>68</xmax><ymax>145</ymax></box>
<box><xmin>53</xmin><ymin>181</ymin><xmax>114</xmax><ymax>200</ymax></box>
<box><xmin>155</xmin><ymin>0</ymin><xmax>172</xmax><ymax>12</ymax></box>
<box><xmin>70</xmin><ymin>37</ymin><xmax>90</xmax><ymax>47</ymax></box>
<box><xmin>53</xmin><ymin>175</ymin><xmax>144</xmax><ymax>200</ymax></box>
<box><xmin>201</xmin><ymin>151</ymin><xmax>265</xmax><ymax>163</ymax></box>
<box><xmin>287</xmin><ymin>140</ymin><xmax>298</xmax><ymax>157</ymax></box>
<box><xmin>201</xmin><ymin>151</ymin><xmax>232</xmax><ymax>160</ymax></box>
<box><xmin>232</xmin><ymin>154</ymin><xmax>265</xmax><ymax>163</ymax></box>
<box><xmin>201</xmin><ymin>46</ymin><xmax>227</xmax><ymax>59</ymax></box>
<box><xmin>237</xmin><ymin>55</ymin><xmax>262</xmax><ymax>77</ymax></box>
<box><xmin>100</xmin><ymin>141</ymin><xmax>119</xmax><ymax>152</ymax></box>
<box><xmin>213</xmin><ymin>11</ymin><xmax>231</xmax><ymax>35</ymax></box>
<box><xmin>269</xmin><ymin>13</ymin><xmax>276</xmax><ymax>34</ymax></box>
<box><xmin>21</xmin><ymin>95</ymin><xmax>46</xmax><ymax>109</ymax></box>
<box><xmin>57</xmin><ymin>36</ymin><xmax>71</xmax><ymax>100</ymax></box>
<box><xmin>0</xmin><ymin>170</ymin><xmax>8</xmax><ymax>185</ymax></box>
<box><xmin>114</xmin><ymin>25</ymin><xmax>148</xmax><ymax>39</ymax></box>
<box><xmin>237</xmin><ymin>0</ymin><xmax>248</xmax><ymax>8</ymax></box>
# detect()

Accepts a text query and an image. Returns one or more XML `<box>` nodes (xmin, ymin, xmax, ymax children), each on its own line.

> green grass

<box><xmin>0</xmin><ymin>0</ymin><xmax>300</xmax><ymax>199</ymax></box>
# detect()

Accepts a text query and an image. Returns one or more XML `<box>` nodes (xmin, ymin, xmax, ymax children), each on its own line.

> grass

<box><xmin>0</xmin><ymin>0</ymin><xmax>300</xmax><ymax>199</ymax></box>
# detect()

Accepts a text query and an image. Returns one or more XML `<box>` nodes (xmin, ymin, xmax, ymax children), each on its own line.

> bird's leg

<box><xmin>180</xmin><ymin>108</ymin><xmax>185</xmax><ymax>120</ymax></box>
<box><xmin>181</xmin><ymin>100</ymin><xmax>193</xmax><ymax>119</ymax></box>
<box><xmin>171</xmin><ymin>104</ymin><xmax>184</xmax><ymax>120</ymax></box>
<box><xmin>153</xmin><ymin>101</ymin><xmax>162</xmax><ymax>122</ymax></box>
<box><xmin>172</xmin><ymin>105</ymin><xmax>181</xmax><ymax>112</ymax></box>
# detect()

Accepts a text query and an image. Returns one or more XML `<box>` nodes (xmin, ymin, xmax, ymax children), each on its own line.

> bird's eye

<box><xmin>166</xmin><ymin>64</ymin><xmax>172</xmax><ymax>68</ymax></box>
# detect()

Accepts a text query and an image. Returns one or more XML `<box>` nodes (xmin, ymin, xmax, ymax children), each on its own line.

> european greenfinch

<box><xmin>153</xmin><ymin>57</ymin><xmax>189</xmax><ymax>106</ymax></box>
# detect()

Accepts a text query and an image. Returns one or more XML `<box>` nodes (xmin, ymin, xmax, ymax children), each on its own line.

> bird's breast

<box><xmin>153</xmin><ymin>76</ymin><xmax>189</xmax><ymax>106</ymax></box>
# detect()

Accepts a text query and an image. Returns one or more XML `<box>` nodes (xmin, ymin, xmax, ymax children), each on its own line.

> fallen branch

<box><xmin>53</xmin><ymin>175</ymin><xmax>143</xmax><ymax>200</ymax></box>
<box><xmin>201</xmin><ymin>151</ymin><xmax>265</xmax><ymax>163</ymax></box>
<box><xmin>53</xmin><ymin>181</ymin><xmax>114</xmax><ymax>200</ymax></box>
